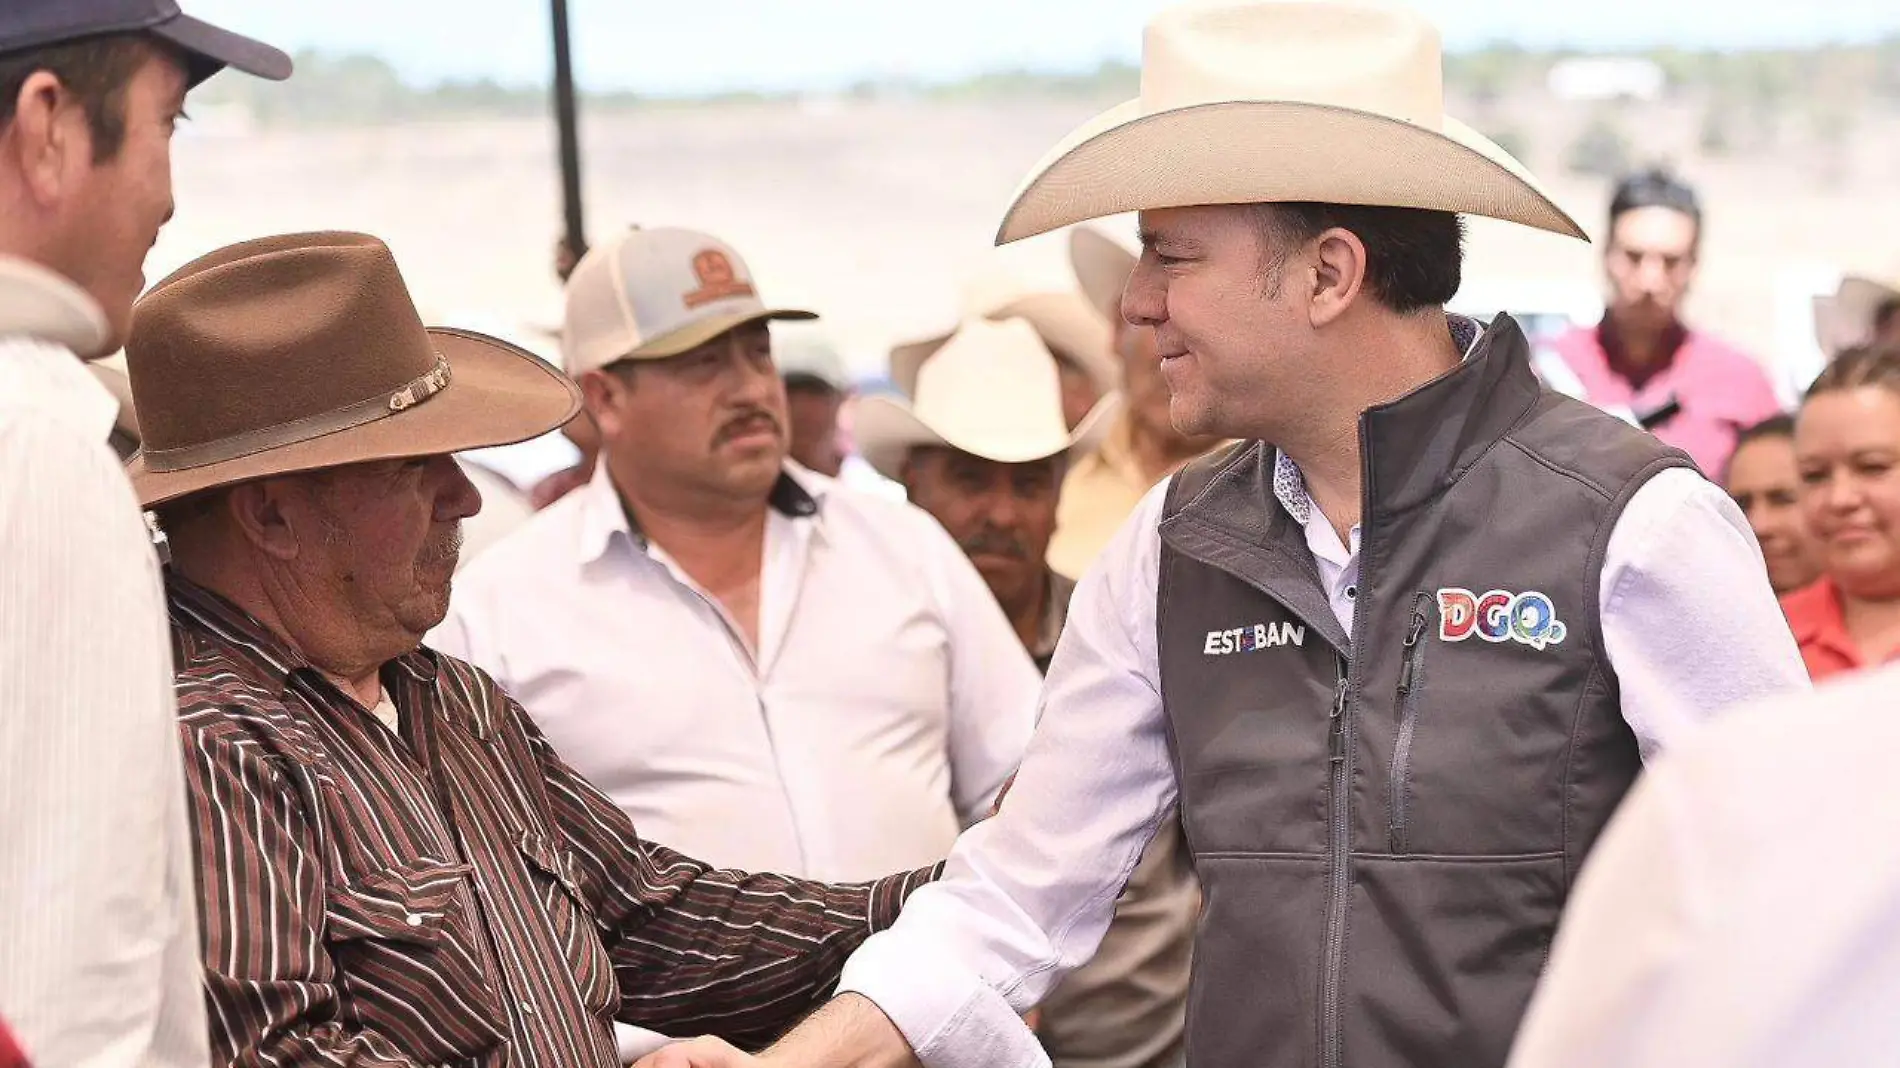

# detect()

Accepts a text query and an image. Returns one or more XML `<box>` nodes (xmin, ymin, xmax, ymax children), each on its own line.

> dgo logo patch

<box><xmin>1437</xmin><ymin>588</ymin><xmax>1567</xmax><ymax>650</ymax></box>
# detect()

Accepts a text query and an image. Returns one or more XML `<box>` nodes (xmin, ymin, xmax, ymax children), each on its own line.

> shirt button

<box><xmin>1345</xmin><ymin>585</ymin><xmax>1358</xmax><ymax>600</ymax></box>
<box><xmin>404</xmin><ymin>913</ymin><xmax>425</xmax><ymax>928</ymax></box>
<box><xmin>521</xmin><ymin>1001</ymin><xmax>537</xmax><ymax>1017</ymax></box>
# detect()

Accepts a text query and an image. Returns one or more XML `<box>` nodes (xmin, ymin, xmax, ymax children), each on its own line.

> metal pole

<box><xmin>549</xmin><ymin>0</ymin><xmax>587</xmax><ymax>262</ymax></box>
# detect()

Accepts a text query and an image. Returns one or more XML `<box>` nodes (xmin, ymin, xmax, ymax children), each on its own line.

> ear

<box><xmin>1307</xmin><ymin>227</ymin><xmax>1368</xmax><ymax>329</ymax></box>
<box><xmin>6</xmin><ymin>71</ymin><xmax>84</xmax><ymax>208</ymax></box>
<box><xmin>227</xmin><ymin>480</ymin><xmax>304</xmax><ymax>562</ymax></box>
<box><xmin>577</xmin><ymin>370</ymin><xmax>626</xmax><ymax>437</ymax></box>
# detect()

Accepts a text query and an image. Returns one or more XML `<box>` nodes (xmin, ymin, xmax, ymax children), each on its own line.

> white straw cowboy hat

<box><xmin>889</xmin><ymin>284</ymin><xmax>1117</xmax><ymax>398</ymax></box>
<box><xmin>994</xmin><ymin>0</ymin><xmax>1586</xmax><ymax>245</ymax></box>
<box><xmin>859</xmin><ymin>317</ymin><xmax>1119</xmax><ymax>481</ymax></box>
<box><xmin>125</xmin><ymin>232</ymin><xmax>581</xmax><ymax>508</ymax></box>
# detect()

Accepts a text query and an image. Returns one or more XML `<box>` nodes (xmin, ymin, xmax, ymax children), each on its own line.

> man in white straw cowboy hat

<box><xmin>860</xmin><ymin>317</ymin><xmax>1116</xmax><ymax>672</ymax></box>
<box><xmin>635</xmin><ymin>4</ymin><xmax>1809</xmax><ymax>1068</ymax></box>
<box><xmin>133</xmin><ymin>231</ymin><xmax>939</xmax><ymax>1068</ymax></box>
<box><xmin>0</xmin><ymin>3</ymin><xmax>288</xmax><ymax>1064</ymax></box>
<box><xmin>863</xmin><ymin>319</ymin><xmax>1198</xmax><ymax>1068</ymax></box>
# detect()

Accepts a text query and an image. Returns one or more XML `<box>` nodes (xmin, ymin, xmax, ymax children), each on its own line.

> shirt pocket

<box><xmin>325</xmin><ymin>857</ymin><xmax>509</xmax><ymax>1059</ymax></box>
<box><xmin>517</xmin><ymin>831</ymin><xmax>620</xmax><ymax>1019</ymax></box>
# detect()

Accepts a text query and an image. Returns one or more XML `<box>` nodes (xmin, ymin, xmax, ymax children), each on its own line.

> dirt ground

<box><xmin>158</xmin><ymin>94</ymin><xmax>1898</xmax><ymax>382</ymax></box>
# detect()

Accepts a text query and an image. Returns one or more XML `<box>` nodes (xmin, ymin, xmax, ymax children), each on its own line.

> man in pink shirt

<box><xmin>1547</xmin><ymin>169</ymin><xmax>1781</xmax><ymax>475</ymax></box>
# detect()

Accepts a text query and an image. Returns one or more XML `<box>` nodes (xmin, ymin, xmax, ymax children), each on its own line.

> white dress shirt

<box><xmin>1507</xmin><ymin>664</ymin><xmax>1900</xmax><ymax>1068</ymax></box>
<box><xmin>835</xmin><ymin>451</ymin><xmax>1812</xmax><ymax>1068</ymax></box>
<box><xmin>434</xmin><ymin>461</ymin><xmax>1040</xmax><ymax>882</ymax></box>
<box><xmin>0</xmin><ymin>260</ymin><xmax>211</xmax><ymax>1068</ymax></box>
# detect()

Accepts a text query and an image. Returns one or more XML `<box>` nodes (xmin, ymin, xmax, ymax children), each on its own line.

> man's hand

<box><xmin>631</xmin><ymin>1036</ymin><xmax>753</xmax><ymax>1068</ymax></box>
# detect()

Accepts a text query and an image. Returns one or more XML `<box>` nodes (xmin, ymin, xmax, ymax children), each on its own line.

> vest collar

<box><xmin>1359</xmin><ymin>313</ymin><xmax>1541</xmax><ymax>521</ymax></box>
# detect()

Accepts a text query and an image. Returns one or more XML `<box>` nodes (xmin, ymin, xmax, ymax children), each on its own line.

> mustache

<box><xmin>419</xmin><ymin>523</ymin><xmax>465</xmax><ymax>571</ymax></box>
<box><xmin>959</xmin><ymin>528</ymin><xmax>1030</xmax><ymax>561</ymax></box>
<box><xmin>713</xmin><ymin>409</ymin><xmax>783</xmax><ymax>447</ymax></box>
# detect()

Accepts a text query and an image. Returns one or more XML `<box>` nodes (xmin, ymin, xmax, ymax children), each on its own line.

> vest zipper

<box><xmin>1389</xmin><ymin>592</ymin><xmax>1432</xmax><ymax>855</ymax></box>
<box><xmin>1322</xmin><ymin>655</ymin><xmax>1350</xmax><ymax>1068</ymax></box>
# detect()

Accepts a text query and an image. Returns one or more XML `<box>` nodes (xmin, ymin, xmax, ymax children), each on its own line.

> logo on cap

<box><xmin>682</xmin><ymin>249</ymin><xmax>756</xmax><ymax>309</ymax></box>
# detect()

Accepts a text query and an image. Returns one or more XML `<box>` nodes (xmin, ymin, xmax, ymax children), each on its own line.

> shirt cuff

<box><xmin>867</xmin><ymin>864</ymin><xmax>943</xmax><ymax>933</ymax></box>
<box><xmin>838</xmin><ymin>929</ymin><xmax>1051</xmax><ymax>1068</ymax></box>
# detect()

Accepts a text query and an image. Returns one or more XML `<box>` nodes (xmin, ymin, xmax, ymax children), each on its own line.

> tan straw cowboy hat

<box><xmin>1813</xmin><ymin>269</ymin><xmax>1900</xmax><ymax>355</ymax></box>
<box><xmin>125</xmin><ymin>232</ymin><xmax>581</xmax><ymax>508</ymax></box>
<box><xmin>1069</xmin><ymin>226</ymin><xmax>1139</xmax><ymax>324</ymax></box>
<box><xmin>859</xmin><ymin>317</ymin><xmax>1119</xmax><ymax>480</ymax></box>
<box><xmin>994</xmin><ymin>0</ymin><xmax>1586</xmax><ymax>245</ymax></box>
<box><xmin>889</xmin><ymin>286</ymin><xmax>1117</xmax><ymax>398</ymax></box>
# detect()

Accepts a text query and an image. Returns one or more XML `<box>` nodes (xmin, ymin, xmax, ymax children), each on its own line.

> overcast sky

<box><xmin>188</xmin><ymin>0</ymin><xmax>1900</xmax><ymax>95</ymax></box>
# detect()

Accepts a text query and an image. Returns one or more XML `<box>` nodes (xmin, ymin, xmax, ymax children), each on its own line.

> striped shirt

<box><xmin>168</xmin><ymin>575</ymin><xmax>936</xmax><ymax>1067</ymax></box>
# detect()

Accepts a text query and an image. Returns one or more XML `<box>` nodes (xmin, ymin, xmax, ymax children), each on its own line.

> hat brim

<box><xmin>996</xmin><ymin>98</ymin><xmax>1587</xmax><ymax>245</ymax></box>
<box><xmin>856</xmin><ymin>392</ymin><xmax>1120</xmax><ymax>482</ymax></box>
<box><xmin>1070</xmin><ymin>227</ymin><xmax>1138</xmax><ymax>324</ymax></box>
<box><xmin>151</xmin><ymin>14</ymin><xmax>293</xmax><ymax>87</ymax></box>
<box><xmin>128</xmin><ymin>328</ymin><xmax>580</xmax><ymax>507</ymax></box>
<box><xmin>623</xmin><ymin>307</ymin><xmax>818</xmax><ymax>363</ymax></box>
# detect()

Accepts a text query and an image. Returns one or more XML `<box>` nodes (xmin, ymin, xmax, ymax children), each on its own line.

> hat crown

<box><xmin>911</xmin><ymin>318</ymin><xmax>1070</xmax><ymax>454</ymax></box>
<box><xmin>563</xmin><ymin>226</ymin><xmax>767</xmax><ymax>375</ymax></box>
<box><xmin>127</xmin><ymin>232</ymin><xmax>439</xmax><ymax>458</ymax></box>
<box><xmin>1142</xmin><ymin>1</ymin><xmax>1443</xmax><ymax>125</ymax></box>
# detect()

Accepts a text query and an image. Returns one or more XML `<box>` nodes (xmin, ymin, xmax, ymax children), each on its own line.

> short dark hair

<box><xmin>781</xmin><ymin>372</ymin><xmax>839</xmax><ymax>397</ymax></box>
<box><xmin>1608</xmin><ymin>167</ymin><xmax>1702</xmax><ymax>244</ymax></box>
<box><xmin>1805</xmin><ymin>343</ymin><xmax>1900</xmax><ymax>403</ymax></box>
<box><xmin>1253</xmin><ymin>203</ymin><xmax>1466</xmax><ymax>314</ymax></box>
<box><xmin>1875</xmin><ymin>297</ymin><xmax>1900</xmax><ymax>336</ymax></box>
<box><xmin>0</xmin><ymin>34</ymin><xmax>156</xmax><ymax>163</ymax></box>
<box><xmin>1734</xmin><ymin>412</ymin><xmax>1795</xmax><ymax>452</ymax></box>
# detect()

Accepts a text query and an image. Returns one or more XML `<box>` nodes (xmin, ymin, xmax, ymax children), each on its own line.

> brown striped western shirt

<box><xmin>167</xmin><ymin>575</ymin><xmax>937</xmax><ymax>1067</ymax></box>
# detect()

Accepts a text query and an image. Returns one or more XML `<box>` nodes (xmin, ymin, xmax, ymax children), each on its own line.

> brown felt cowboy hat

<box><xmin>124</xmin><ymin>232</ymin><xmax>581</xmax><ymax>508</ymax></box>
<box><xmin>994</xmin><ymin>0</ymin><xmax>1585</xmax><ymax>245</ymax></box>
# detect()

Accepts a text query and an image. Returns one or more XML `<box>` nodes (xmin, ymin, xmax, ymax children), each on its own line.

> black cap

<box><xmin>0</xmin><ymin>0</ymin><xmax>291</xmax><ymax>87</ymax></box>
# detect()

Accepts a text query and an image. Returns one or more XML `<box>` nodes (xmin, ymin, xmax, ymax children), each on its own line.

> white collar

<box><xmin>0</xmin><ymin>255</ymin><xmax>110</xmax><ymax>358</ymax></box>
<box><xmin>576</xmin><ymin>459</ymin><xmax>830</xmax><ymax>565</ymax></box>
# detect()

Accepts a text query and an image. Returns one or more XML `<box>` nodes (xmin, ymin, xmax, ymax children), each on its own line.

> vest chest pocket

<box><xmin>324</xmin><ymin>857</ymin><xmax>508</xmax><ymax>1058</ymax></box>
<box><xmin>517</xmin><ymin>831</ymin><xmax>620</xmax><ymax>1019</ymax></box>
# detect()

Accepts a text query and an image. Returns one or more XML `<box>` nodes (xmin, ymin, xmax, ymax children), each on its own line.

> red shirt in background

<box><xmin>1550</xmin><ymin>319</ymin><xmax>1782</xmax><ymax>477</ymax></box>
<box><xmin>0</xmin><ymin>1017</ymin><xmax>28</xmax><ymax>1068</ymax></box>
<box><xmin>1781</xmin><ymin>578</ymin><xmax>1900</xmax><ymax>682</ymax></box>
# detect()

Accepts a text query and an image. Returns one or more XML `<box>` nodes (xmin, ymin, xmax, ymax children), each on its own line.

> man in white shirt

<box><xmin>1506</xmin><ymin>663</ymin><xmax>1900</xmax><ymax>1068</ymax></box>
<box><xmin>631</xmin><ymin>5</ymin><xmax>1809</xmax><ymax>1068</ymax></box>
<box><xmin>434</xmin><ymin>227</ymin><xmax>1041</xmax><ymax>1053</ymax></box>
<box><xmin>0</xmin><ymin>4</ymin><xmax>287</xmax><ymax>1065</ymax></box>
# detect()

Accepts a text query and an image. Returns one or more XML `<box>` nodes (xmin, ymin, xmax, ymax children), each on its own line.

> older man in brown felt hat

<box><xmin>128</xmin><ymin>231</ymin><xmax>936</xmax><ymax>1068</ymax></box>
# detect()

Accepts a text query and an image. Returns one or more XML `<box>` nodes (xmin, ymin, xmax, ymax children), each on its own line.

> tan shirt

<box><xmin>1048</xmin><ymin>418</ymin><xmax>1158</xmax><ymax>580</ymax></box>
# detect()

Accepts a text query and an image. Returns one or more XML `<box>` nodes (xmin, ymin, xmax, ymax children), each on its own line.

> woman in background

<box><xmin>1725</xmin><ymin>413</ymin><xmax>1823</xmax><ymax>595</ymax></box>
<box><xmin>1783</xmin><ymin>345</ymin><xmax>1900</xmax><ymax>679</ymax></box>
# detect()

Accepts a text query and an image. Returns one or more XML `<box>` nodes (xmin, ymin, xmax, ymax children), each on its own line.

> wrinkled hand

<box><xmin>630</xmin><ymin>1036</ymin><xmax>755</xmax><ymax>1068</ymax></box>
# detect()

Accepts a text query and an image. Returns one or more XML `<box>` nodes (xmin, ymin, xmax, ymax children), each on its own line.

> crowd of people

<box><xmin>1</xmin><ymin>1</ymin><xmax>1897</xmax><ymax>1068</ymax></box>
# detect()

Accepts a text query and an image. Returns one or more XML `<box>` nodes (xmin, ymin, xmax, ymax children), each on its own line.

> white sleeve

<box><xmin>919</xmin><ymin>515</ymin><xmax>1042</xmax><ymax>825</ymax></box>
<box><xmin>839</xmin><ymin>485</ymin><xmax>1179</xmax><ymax>1068</ymax></box>
<box><xmin>0</xmin><ymin>420</ymin><xmax>210</xmax><ymax>1068</ymax></box>
<box><xmin>1599</xmin><ymin>467</ymin><xmax>1810</xmax><ymax>758</ymax></box>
